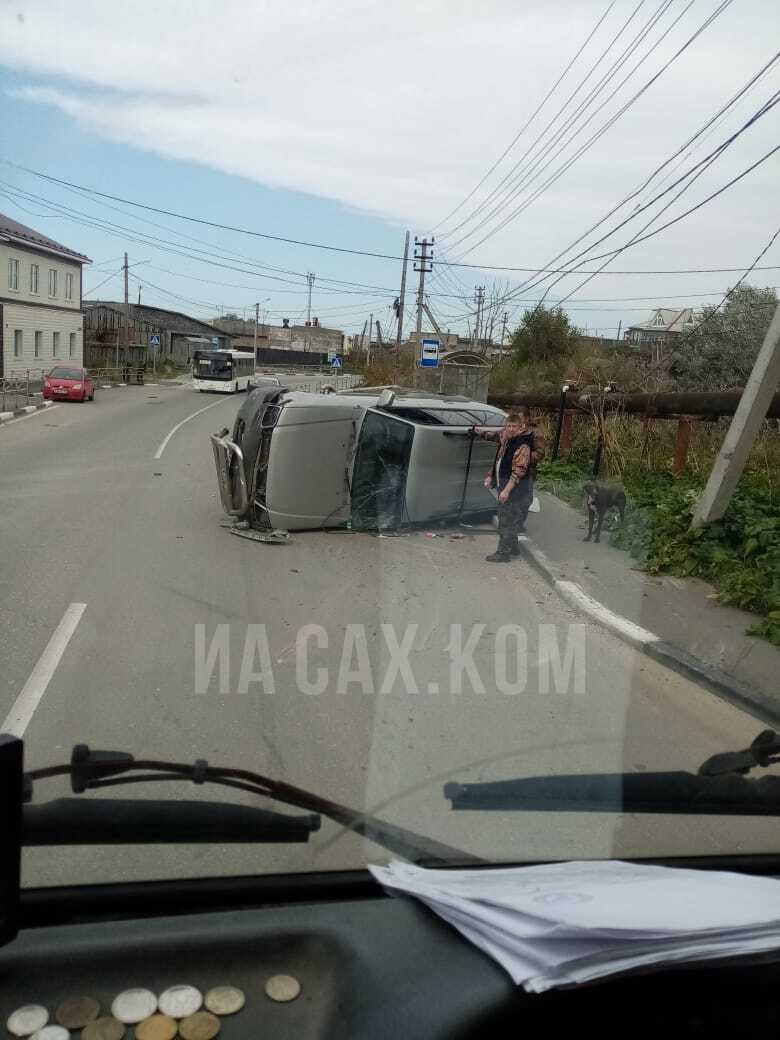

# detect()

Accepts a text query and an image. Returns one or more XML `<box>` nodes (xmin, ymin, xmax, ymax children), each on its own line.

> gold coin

<box><xmin>135</xmin><ymin>1016</ymin><xmax>177</xmax><ymax>1040</ymax></box>
<box><xmin>56</xmin><ymin>998</ymin><xmax>100</xmax><ymax>1030</ymax></box>
<box><xmin>203</xmin><ymin>988</ymin><xmax>244</xmax><ymax>1017</ymax></box>
<box><xmin>81</xmin><ymin>1017</ymin><xmax>125</xmax><ymax>1040</ymax></box>
<box><xmin>178</xmin><ymin>1013</ymin><xmax>220</xmax><ymax>1040</ymax></box>
<box><xmin>264</xmin><ymin>975</ymin><xmax>301</xmax><ymax>1003</ymax></box>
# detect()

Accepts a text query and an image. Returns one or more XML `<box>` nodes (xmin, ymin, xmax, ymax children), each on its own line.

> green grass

<box><xmin>535</xmin><ymin>437</ymin><xmax>780</xmax><ymax>647</ymax></box>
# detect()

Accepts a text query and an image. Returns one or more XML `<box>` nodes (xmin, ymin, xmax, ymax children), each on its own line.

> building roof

<box><xmin>85</xmin><ymin>301</ymin><xmax>231</xmax><ymax>338</ymax></box>
<box><xmin>626</xmin><ymin>307</ymin><xmax>699</xmax><ymax>333</ymax></box>
<box><xmin>0</xmin><ymin>212</ymin><xmax>91</xmax><ymax>263</ymax></box>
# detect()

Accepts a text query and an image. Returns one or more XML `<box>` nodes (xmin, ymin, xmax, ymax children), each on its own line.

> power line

<box><xmin>448</xmin><ymin>0</ymin><xmax>735</xmax><ymax>255</ymax></box>
<box><xmin>501</xmin><ymin>90</ymin><xmax>780</xmax><ymax>308</ymax></box>
<box><xmin>5</xmin><ymin>157</ymin><xmax>775</xmax><ymax>276</ymax></box>
<box><xmin>441</xmin><ymin>0</ymin><xmax>675</xmax><ymax>242</ymax></box>
<box><xmin>493</xmin><ymin>50</ymin><xmax>780</xmax><ymax>297</ymax></box>
<box><xmin>432</xmin><ymin>0</ymin><xmax>616</xmax><ymax>232</ymax></box>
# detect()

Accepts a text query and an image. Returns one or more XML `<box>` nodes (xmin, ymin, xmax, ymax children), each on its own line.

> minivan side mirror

<box><xmin>378</xmin><ymin>389</ymin><xmax>395</xmax><ymax>409</ymax></box>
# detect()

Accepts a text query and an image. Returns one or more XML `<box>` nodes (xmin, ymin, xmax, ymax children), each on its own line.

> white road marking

<box><xmin>2</xmin><ymin>603</ymin><xmax>87</xmax><ymax>736</ymax></box>
<box><xmin>554</xmin><ymin>580</ymin><xmax>657</xmax><ymax>647</ymax></box>
<box><xmin>153</xmin><ymin>398</ymin><xmax>228</xmax><ymax>459</ymax></box>
<box><xmin>1</xmin><ymin>404</ymin><xmax>61</xmax><ymax>428</ymax></box>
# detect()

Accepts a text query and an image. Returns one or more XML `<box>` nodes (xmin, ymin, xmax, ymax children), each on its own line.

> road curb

<box><xmin>518</xmin><ymin>535</ymin><xmax>780</xmax><ymax>728</ymax></box>
<box><xmin>0</xmin><ymin>401</ymin><xmax>53</xmax><ymax>424</ymax></box>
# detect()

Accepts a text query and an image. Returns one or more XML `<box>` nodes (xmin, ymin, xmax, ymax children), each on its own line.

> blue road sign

<box><xmin>149</xmin><ymin>334</ymin><xmax>161</xmax><ymax>347</ymax></box>
<box><xmin>420</xmin><ymin>338</ymin><xmax>440</xmax><ymax>368</ymax></box>
<box><xmin>331</xmin><ymin>356</ymin><xmax>343</xmax><ymax>369</ymax></box>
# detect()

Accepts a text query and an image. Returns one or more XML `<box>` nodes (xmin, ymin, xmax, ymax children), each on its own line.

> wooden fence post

<box><xmin>672</xmin><ymin>418</ymin><xmax>693</xmax><ymax>477</ymax></box>
<box><xmin>560</xmin><ymin>412</ymin><xmax>573</xmax><ymax>454</ymax></box>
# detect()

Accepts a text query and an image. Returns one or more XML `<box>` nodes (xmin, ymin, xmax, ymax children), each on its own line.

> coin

<box><xmin>135</xmin><ymin>1015</ymin><xmax>177</xmax><ymax>1040</ymax></box>
<box><xmin>158</xmin><ymin>986</ymin><xmax>202</xmax><ymax>1019</ymax></box>
<box><xmin>81</xmin><ymin>1017</ymin><xmax>125</xmax><ymax>1040</ymax></box>
<box><xmin>30</xmin><ymin>1027</ymin><xmax>70</xmax><ymax>1040</ymax></box>
<box><xmin>264</xmin><ymin>975</ymin><xmax>301</xmax><ymax>1003</ymax></box>
<box><xmin>111</xmin><ymin>990</ymin><xmax>157</xmax><ymax>1025</ymax></box>
<box><xmin>55</xmin><ymin>998</ymin><xmax>100</xmax><ymax>1030</ymax></box>
<box><xmin>7</xmin><ymin>1006</ymin><xmax>49</xmax><ymax>1037</ymax></box>
<box><xmin>178</xmin><ymin>1012</ymin><xmax>220</xmax><ymax>1040</ymax></box>
<box><xmin>204</xmin><ymin>987</ymin><xmax>245</xmax><ymax>1016</ymax></box>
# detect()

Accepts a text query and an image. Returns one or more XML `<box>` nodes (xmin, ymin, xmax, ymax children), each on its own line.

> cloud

<box><xmin>2</xmin><ymin>0</ymin><xmax>778</xmax><ymax>312</ymax></box>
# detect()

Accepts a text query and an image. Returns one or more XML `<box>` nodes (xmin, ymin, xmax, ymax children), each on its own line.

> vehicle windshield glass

<box><xmin>48</xmin><ymin>368</ymin><xmax>83</xmax><ymax>380</ymax></box>
<box><xmin>4</xmin><ymin>2</ymin><xmax>779</xmax><ymax>895</ymax></box>
<box><xmin>194</xmin><ymin>353</ymin><xmax>233</xmax><ymax>379</ymax></box>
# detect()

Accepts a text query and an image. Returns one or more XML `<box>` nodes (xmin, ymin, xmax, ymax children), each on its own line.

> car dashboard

<box><xmin>4</xmin><ymin>864</ymin><xmax>780</xmax><ymax>1040</ymax></box>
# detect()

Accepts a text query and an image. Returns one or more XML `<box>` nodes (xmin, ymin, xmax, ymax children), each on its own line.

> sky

<box><xmin>0</xmin><ymin>0</ymin><xmax>778</xmax><ymax>341</ymax></box>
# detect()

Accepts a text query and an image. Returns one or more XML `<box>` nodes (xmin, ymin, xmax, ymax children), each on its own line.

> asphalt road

<box><xmin>1</xmin><ymin>382</ymin><xmax>778</xmax><ymax>889</ymax></box>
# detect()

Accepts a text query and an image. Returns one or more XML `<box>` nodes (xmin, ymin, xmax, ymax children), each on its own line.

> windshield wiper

<box><xmin>445</xmin><ymin>730</ymin><xmax>780</xmax><ymax>816</ymax></box>
<box><xmin>17</xmin><ymin>741</ymin><xmax>479</xmax><ymax>865</ymax></box>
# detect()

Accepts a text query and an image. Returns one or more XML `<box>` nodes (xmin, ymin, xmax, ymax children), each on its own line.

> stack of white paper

<box><xmin>370</xmin><ymin>859</ymin><xmax>780</xmax><ymax>992</ymax></box>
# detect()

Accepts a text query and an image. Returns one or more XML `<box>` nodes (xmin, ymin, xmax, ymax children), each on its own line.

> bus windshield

<box><xmin>194</xmin><ymin>352</ymin><xmax>233</xmax><ymax>380</ymax></box>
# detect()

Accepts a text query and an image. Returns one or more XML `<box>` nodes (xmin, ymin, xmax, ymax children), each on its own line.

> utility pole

<box><xmin>137</xmin><ymin>284</ymin><xmax>142</xmax><ymax>306</ymax></box>
<box><xmin>616</xmin><ymin>319</ymin><xmax>622</xmax><ymax>346</ymax></box>
<box><xmin>692</xmin><ymin>301</ymin><xmax>780</xmax><ymax>528</ymax></box>
<box><xmin>306</xmin><ymin>272</ymin><xmax>315</xmax><ymax>324</ymax></box>
<box><xmin>414</xmin><ymin>237</ymin><xmax>434</xmax><ymax>338</ymax></box>
<box><xmin>473</xmin><ymin>286</ymin><xmax>485</xmax><ymax>350</ymax></box>
<box><xmin>254</xmin><ymin>302</ymin><xmax>259</xmax><ymax>356</ymax></box>
<box><xmin>396</xmin><ymin>230</ymin><xmax>410</xmax><ymax>344</ymax></box>
<box><xmin>117</xmin><ymin>251</ymin><xmax>129</xmax><ymax>372</ymax></box>
<box><xmin>500</xmin><ymin>310</ymin><xmax>508</xmax><ymax>350</ymax></box>
<box><xmin>367</xmin><ymin>312</ymin><xmax>373</xmax><ymax>367</ymax></box>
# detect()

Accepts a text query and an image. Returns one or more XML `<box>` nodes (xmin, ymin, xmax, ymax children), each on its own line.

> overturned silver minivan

<box><xmin>210</xmin><ymin>386</ymin><xmax>507</xmax><ymax>531</ymax></box>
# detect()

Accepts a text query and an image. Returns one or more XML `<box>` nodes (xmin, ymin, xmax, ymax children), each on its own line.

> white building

<box><xmin>0</xmin><ymin>214</ymin><xmax>90</xmax><ymax>378</ymax></box>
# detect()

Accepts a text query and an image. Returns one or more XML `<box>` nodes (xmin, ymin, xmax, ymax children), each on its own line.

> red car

<box><xmin>42</xmin><ymin>366</ymin><xmax>95</xmax><ymax>403</ymax></box>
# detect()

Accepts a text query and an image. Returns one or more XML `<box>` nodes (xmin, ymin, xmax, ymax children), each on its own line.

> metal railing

<box><xmin>0</xmin><ymin>371</ymin><xmax>46</xmax><ymax>413</ymax></box>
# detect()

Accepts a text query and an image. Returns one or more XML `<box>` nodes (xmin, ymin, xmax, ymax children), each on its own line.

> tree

<box><xmin>669</xmin><ymin>284</ymin><xmax>779</xmax><ymax>391</ymax></box>
<box><xmin>511</xmin><ymin>304</ymin><xmax>580</xmax><ymax>366</ymax></box>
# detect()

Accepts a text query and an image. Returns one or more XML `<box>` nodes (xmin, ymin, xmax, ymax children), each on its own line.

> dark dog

<box><xmin>582</xmin><ymin>481</ymin><xmax>626</xmax><ymax>543</ymax></box>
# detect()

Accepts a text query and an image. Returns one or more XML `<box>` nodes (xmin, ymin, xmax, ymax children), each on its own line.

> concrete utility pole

<box><xmin>473</xmin><ymin>286</ymin><xmax>485</xmax><ymax>350</ymax></box>
<box><xmin>692</xmin><ymin>300</ymin><xmax>780</xmax><ymax>528</ymax></box>
<box><xmin>367</xmin><ymin>312</ymin><xmax>373</xmax><ymax>367</ymax></box>
<box><xmin>397</xmin><ymin>230</ymin><xmax>410</xmax><ymax>344</ymax></box>
<box><xmin>414</xmin><ymin>237</ymin><xmax>434</xmax><ymax>338</ymax></box>
<box><xmin>500</xmin><ymin>310</ymin><xmax>509</xmax><ymax>349</ymax></box>
<box><xmin>137</xmin><ymin>284</ymin><xmax>142</xmax><ymax>306</ymax></box>
<box><xmin>117</xmin><ymin>251</ymin><xmax>129</xmax><ymax>371</ymax></box>
<box><xmin>306</xmin><ymin>272</ymin><xmax>315</xmax><ymax>324</ymax></box>
<box><xmin>254</xmin><ymin>302</ymin><xmax>259</xmax><ymax>355</ymax></box>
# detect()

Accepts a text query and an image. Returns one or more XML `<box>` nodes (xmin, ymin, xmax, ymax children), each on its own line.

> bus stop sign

<box><xmin>420</xmin><ymin>338</ymin><xmax>440</xmax><ymax>368</ymax></box>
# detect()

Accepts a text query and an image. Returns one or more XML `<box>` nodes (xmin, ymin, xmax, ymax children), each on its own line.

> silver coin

<box><xmin>204</xmin><ymin>987</ymin><xmax>245</xmax><ymax>1016</ymax></box>
<box><xmin>31</xmin><ymin>1027</ymin><xmax>70</xmax><ymax>1040</ymax></box>
<box><xmin>158</xmin><ymin>986</ymin><xmax>202</xmax><ymax>1019</ymax></box>
<box><xmin>110</xmin><ymin>990</ymin><xmax>157</xmax><ymax>1025</ymax></box>
<box><xmin>7</xmin><ymin>1007</ymin><xmax>49</xmax><ymax>1037</ymax></box>
<box><xmin>264</xmin><ymin>975</ymin><xmax>301</xmax><ymax>1002</ymax></box>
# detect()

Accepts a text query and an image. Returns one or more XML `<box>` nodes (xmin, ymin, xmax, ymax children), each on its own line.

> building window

<box><xmin>35</xmin><ymin>331</ymin><xmax>42</xmax><ymax>358</ymax></box>
<box><xmin>8</xmin><ymin>257</ymin><xmax>19</xmax><ymax>291</ymax></box>
<box><xmin>49</xmin><ymin>269</ymin><xmax>57</xmax><ymax>298</ymax></box>
<box><xmin>30</xmin><ymin>263</ymin><xmax>39</xmax><ymax>294</ymax></box>
<box><xmin>53</xmin><ymin>331</ymin><xmax>60</xmax><ymax>357</ymax></box>
<box><xmin>654</xmin><ymin>313</ymin><xmax>665</xmax><ymax>326</ymax></box>
<box><xmin>14</xmin><ymin>330</ymin><xmax>23</xmax><ymax>357</ymax></box>
<box><xmin>65</xmin><ymin>273</ymin><xmax>73</xmax><ymax>301</ymax></box>
<box><xmin>69</xmin><ymin>332</ymin><xmax>76</xmax><ymax>358</ymax></box>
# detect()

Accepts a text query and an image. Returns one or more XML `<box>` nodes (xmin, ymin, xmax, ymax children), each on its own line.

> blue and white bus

<box><xmin>192</xmin><ymin>349</ymin><xmax>256</xmax><ymax>393</ymax></box>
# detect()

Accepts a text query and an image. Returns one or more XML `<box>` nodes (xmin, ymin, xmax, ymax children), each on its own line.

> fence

<box><xmin>1</xmin><ymin>371</ymin><xmax>48</xmax><ymax>412</ymax></box>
